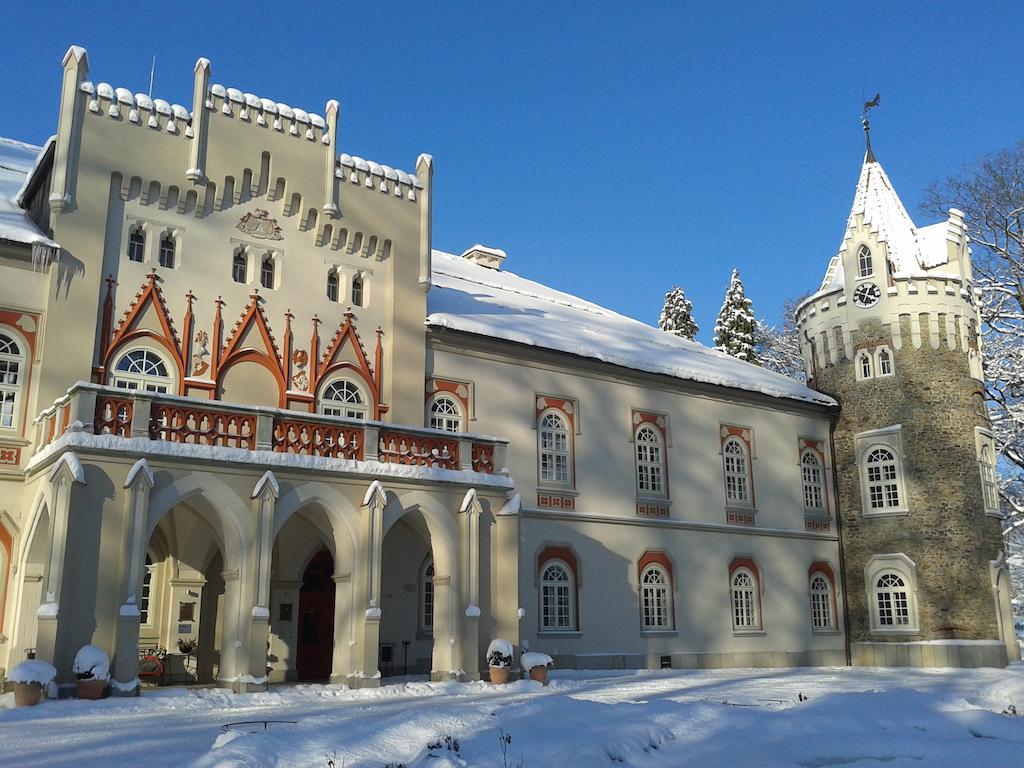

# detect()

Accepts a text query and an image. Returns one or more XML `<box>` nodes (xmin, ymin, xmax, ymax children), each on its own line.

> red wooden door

<box><xmin>296</xmin><ymin>550</ymin><xmax>335</xmax><ymax>682</ymax></box>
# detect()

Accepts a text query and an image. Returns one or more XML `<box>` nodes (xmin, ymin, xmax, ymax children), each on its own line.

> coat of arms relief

<box><xmin>236</xmin><ymin>209</ymin><xmax>284</xmax><ymax>240</ymax></box>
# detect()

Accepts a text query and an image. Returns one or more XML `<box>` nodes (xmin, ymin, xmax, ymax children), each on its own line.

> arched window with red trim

<box><xmin>638</xmin><ymin>552</ymin><xmax>674</xmax><ymax>630</ymax></box>
<box><xmin>538</xmin><ymin>546</ymin><xmax>579</xmax><ymax>632</ymax></box>
<box><xmin>729</xmin><ymin>557</ymin><xmax>762</xmax><ymax>632</ymax></box>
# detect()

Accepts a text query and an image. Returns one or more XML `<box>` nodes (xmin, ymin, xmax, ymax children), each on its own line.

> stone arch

<box><xmin>10</xmin><ymin>491</ymin><xmax>52</xmax><ymax>662</ymax></box>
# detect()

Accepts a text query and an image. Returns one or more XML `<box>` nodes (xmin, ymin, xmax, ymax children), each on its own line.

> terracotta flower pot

<box><xmin>13</xmin><ymin>682</ymin><xmax>44</xmax><ymax>707</ymax></box>
<box><xmin>528</xmin><ymin>666</ymin><xmax>549</xmax><ymax>685</ymax></box>
<box><xmin>76</xmin><ymin>678</ymin><xmax>107</xmax><ymax>700</ymax></box>
<box><xmin>489</xmin><ymin>666</ymin><xmax>510</xmax><ymax>684</ymax></box>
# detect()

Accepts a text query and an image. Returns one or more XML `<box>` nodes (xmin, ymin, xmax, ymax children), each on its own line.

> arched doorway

<box><xmin>144</xmin><ymin>503</ymin><xmax>227</xmax><ymax>685</ymax></box>
<box><xmin>0</xmin><ymin>522</ymin><xmax>12</xmax><ymax>639</ymax></box>
<box><xmin>13</xmin><ymin>504</ymin><xmax>50</xmax><ymax>660</ymax></box>
<box><xmin>379</xmin><ymin>514</ymin><xmax>433</xmax><ymax>677</ymax></box>
<box><xmin>296</xmin><ymin>549</ymin><xmax>335</xmax><ymax>681</ymax></box>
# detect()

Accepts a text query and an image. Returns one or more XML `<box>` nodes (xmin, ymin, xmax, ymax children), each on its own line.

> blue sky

<box><xmin>2</xmin><ymin>2</ymin><xmax>1022</xmax><ymax>342</ymax></box>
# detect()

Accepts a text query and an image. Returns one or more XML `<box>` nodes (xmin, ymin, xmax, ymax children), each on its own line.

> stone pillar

<box><xmin>111</xmin><ymin>459</ymin><xmax>154</xmax><ymax>695</ymax></box>
<box><xmin>416</xmin><ymin>153</ymin><xmax>433</xmax><ymax>290</ymax></box>
<box><xmin>322</xmin><ymin>99</ymin><xmax>340</xmax><ymax>217</ymax></box>
<box><xmin>329</xmin><ymin>572</ymin><xmax>353</xmax><ymax>684</ymax></box>
<box><xmin>357</xmin><ymin>481</ymin><xmax>386</xmax><ymax>688</ymax></box>
<box><xmin>217</xmin><ymin>569</ymin><xmax>243</xmax><ymax>689</ymax></box>
<box><xmin>50</xmin><ymin>46</ymin><xmax>89</xmax><ymax>213</ymax></box>
<box><xmin>187</xmin><ymin>58</ymin><xmax>211</xmax><ymax>183</ymax></box>
<box><xmin>244</xmin><ymin>472</ymin><xmax>278</xmax><ymax>691</ymax></box>
<box><xmin>460</xmin><ymin>490</ymin><xmax>481</xmax><ymax>680</ymax></box>
<box><xmin>36</xmin><ymin>453</ymin><xmax>86</xmax><ymax>676</ymax></box>
<box><xmin>430</xmin><ymin>573</ymin><xmax>454</xmax><ymax>680</ymax></box>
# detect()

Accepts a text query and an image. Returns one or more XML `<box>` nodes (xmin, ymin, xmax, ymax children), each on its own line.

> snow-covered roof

<box><xmin>428</xmin><ymin>251</ymin><xmax>835</xmax><ymax>407</ymax></box>
<box><xmin>824</xmin><ymin>156</ymin><xmax>949</xmax><ymax>290</ymax></box>
<box><xmin>0</xmin><ymin>137</ymin><xmax>59</xmax><ymax>253</ymax></box>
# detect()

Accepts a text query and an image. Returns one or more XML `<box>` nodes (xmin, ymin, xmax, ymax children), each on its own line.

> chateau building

<box><xmin>0</xmin><ymin>47</ymin><xmax>1016</xmax><ymax>695</ymax></box>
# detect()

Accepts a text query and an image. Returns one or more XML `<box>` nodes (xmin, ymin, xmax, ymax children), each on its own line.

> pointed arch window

<box><xmin>158</xmin><ymin>233</ymin><xmax>176</xmax><ymax>269</ymax></box>
<box><xmin>877</xmin><ymin>348</ymin><xmax>893</xmax><ymax>376</ymax></box>
<box><xmin>809</xmin><ymin>572</ymin><xmax>835</xmax><ymax>631</ymax></box>
<box><xmin>0</xmin><ymin>331</ymin><xmax>23</xmax><ymax>429</ymax></box>
<box><xmin>540</xmin><ymin>560</ymin><xmax>575</xmax><ymax>631</ymax></box>
<box><xmin>539</xmin><ymin>410</ymin><xmax>572</xmax><ymax>486</ymax></box>
<box><xmin>127</xmin><ymin>227</ymin><xmax>145</xmax><ymax>262</ymax></box>
<box><xmin>260</xmin><ymin>254</ymin><xmax>276</xmax><ymax>289</ymax></box>
<box><xmin>635</xmin><ymin>424</ymin><xmax>665</xmax><ymax>496</ymax></box>
<box><xmin>857</xmin><ymin>244</ymin><xmax>873</xmax><ymax>278</ymax></box>
<box><xmin>326</xmin><ymin>270</ymin><xmax>340</xmax><ymax>302</ymax></box>
<box><xmin>111</xmin><ymin>348</ymin><xmax>173</xmax><ymax>393</ymax></box>
<box><xmin>429</xmin><ymin>395</ymin><xmax>463</xmax><ymax>433</ymax></box>
<box><xmin>232</xmin><ymin>251</ymin><xmax>247</xmax><ymax>283</ymax></box>
<box><xmin>320</xmin><ymin>378</ymin><xmax>367</xmax><ymax>419</ymax></box>
<box><xmin>640</xmin><ymin>564</ymin><xmax>672</xmax><ymax>630</ymax></box>
<box><xmin>801</xmin><ymin>450</ymin><xmax>825</xmax><ymax>512</ymax></box>
<box><xmin>857</xmin><ymin>351</ymin><xmax>873</xmax><ymax>380</ymax></box>
<box><xmin>351</xmin><ymin>274</ymin><xmax>364</xmax><ymax>307</ymax></box>
<box><xmin>420</xmin><ymin>558</ymin><xmax>434</xmax><ymax>633</ymax></box>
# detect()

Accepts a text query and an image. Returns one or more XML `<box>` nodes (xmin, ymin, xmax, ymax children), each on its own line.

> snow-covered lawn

<box><xmin>2</xmin><ymin>666</ymin><xmax>1024</xmax><ymax>767</ymax></box>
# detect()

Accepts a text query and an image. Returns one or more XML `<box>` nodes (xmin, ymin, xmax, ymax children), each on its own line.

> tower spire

<box><xmin>862</xmin><ymin>92</ymin><xmax>880</xmax><ymax>163</ymax></box>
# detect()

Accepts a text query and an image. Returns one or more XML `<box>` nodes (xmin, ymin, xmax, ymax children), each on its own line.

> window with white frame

<box><xmin>260</xmin><ymin>254</ymin><xmax>275</xmax><ymax>289</ymax></box>
<box><xmin>809</xmin><ymin>572</ymin><xmax>834</xmax><ymax>630</ymax></box>
<box><xmin>857</xmin><ymin>244</ymin><xmax>873</xmax><ymax>278</ymax></box>
<box><xmin>539</xmin><ymin>411</ymin><xmax>572</xmax><ymax>486</ymax></box>
<box><xmin>876</xmin><ymin>348</ymin><xmax>893</xmax><ymax>376</ymax></box>
<box><xmin>420</xmin><ymin>558</ymin><xmax>434</xmax><ymax>632</ymax></box>
<box><xmin>326</xmin><ymin>270</ymin><xmax>340</xmax><ymax>302</ymax></box>
<box><xmin>127</xmin><ymin>227</ymin><xmax>145</xmax><ymax>262</ymax></box>
<box><xmin>979</xmin><ymin>443</ymin><xmax>999</xmax><ymax>513</ymax></box>
<box><xmin>111</xmin><ymin>349</ymin><xmax>173</xmax><ymax>393</ymax></box>
<box><xmin>319</xmin><ymin>379</ymin><xmax>367</xmax><ymax>419</ymax></box>
<box><xmin>158</xmin><ymin>233</ymin><xmax>176</xmax><ymax>269</ymax></box>
<box><xmin>865</xmin><ymin>447</ymin><xmax>900</xmax><ymax>511</ymax></box>
<box><xmin>640</xmin><ymin>563</ymin><xmax>672</xmax><ymax>630</ymax></box>
<box><xmin>857</xmin><ymin>351</ymin><xmax>873</xmax><ymax>380</ymax></box>
<box><xmin>635</xmin><ymin>424</ymin><xmax>665</xmax><ymax>496</ymax></box>
<box><xmin>540</xmin><ymin>560</ymin><xmax>575</xmax><ymax>631</ymax></box>
<box><xmin>429</xmin><ymin>395</ymin><xmax>463</xmax><ymax>432</ymax></box>
<box><xmin>351</xmin><ymin>274</ymin><xmax>364</xmax><ymax>307</ymax></box>
<box><xmin>140</xmin><ymin>554</ymin><xmax>157</xmax><ymax>625</ymax></box>
<box><xmin>730</xmin><ymin>567</ymin><xmax>760</xmax><ymax>630</ymax></box>
<box><xmin>0</xmin><ymin>331</ymin><xmax>24</xmax><ymax>429</ymax></box>
<box><xmin>723</xmin><ymin>437</ymin><xmax>751</xmax><ymax>505</ymax></box>
<box><xmin>801</xmin><ymin>450</ymin><xmax>825</xmax><ymax>512</ymax></box>
<box><xmin>232</xmin><ymin>251</ymin><xmax>247</xmax><ymax>283</ymax></box>
<box><xmin>874</xmin><ymin>572</ymin><xmax>911</xmax><ymax>627</ymax></box>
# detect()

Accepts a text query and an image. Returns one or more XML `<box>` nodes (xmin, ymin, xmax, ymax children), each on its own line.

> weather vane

<box><xmin>861</xmin><ymin>92</ymin><xmax>880</xmax><ymax>162</ymax></box>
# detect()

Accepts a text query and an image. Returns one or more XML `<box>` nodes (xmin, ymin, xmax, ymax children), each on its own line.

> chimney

<box><xmin>461</xmin><ymin>244</ymin><xmax>507</xmax><ymax>270</ymax></box>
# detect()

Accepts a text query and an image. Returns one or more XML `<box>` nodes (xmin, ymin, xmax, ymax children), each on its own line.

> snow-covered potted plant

<box><xmin>73</xmin><ymin>644</ymin><xmax>110</xmax><ymax>700</ymax></box>
<box><xmin>486</xmin><ymin>638</ymin><xmax>514</xmax><ymax>684</ymax></box>
<box><xmin>8</xmin><ymin>659</ymin><xmax>56</xmax><ymax>707</ymax></box>
<box><xmin>520</xmin><ymin>652</ymin><xmax>554</xmax><ymax>685</ymax></box>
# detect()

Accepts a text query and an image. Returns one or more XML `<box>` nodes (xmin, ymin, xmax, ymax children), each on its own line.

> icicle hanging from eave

<box><xmin>32</xmin><ymin>243</ymin><xmax>58</xmax><ymax>272</ymax></box>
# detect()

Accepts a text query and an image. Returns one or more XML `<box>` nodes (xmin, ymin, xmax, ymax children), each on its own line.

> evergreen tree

<box><xmin>658</xmin><ymin>286</ymin><xmax>699</xmax><ymax>340</ymax></box>
<box><xmin>713</xmin><ymin>269</ymin><xmax>759</xmax><ymax>364</ymax></box>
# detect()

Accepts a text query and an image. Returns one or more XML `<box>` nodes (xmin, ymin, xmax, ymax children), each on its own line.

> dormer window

<box><xmin>857</xmin><ymin>244</ymin><xmax>873</xmax><ymax>278</ymax></box>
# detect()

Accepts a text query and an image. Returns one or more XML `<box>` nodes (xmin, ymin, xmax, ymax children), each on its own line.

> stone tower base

<box><xmin>852</xmin><ymin>641</ymin><xmax>1007</xmax><ymax>669</ymax></box>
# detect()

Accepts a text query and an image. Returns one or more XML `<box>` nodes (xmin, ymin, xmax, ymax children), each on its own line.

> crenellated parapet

<box><xmin>796</xmin><ymin>271</ymin><xmax>983</xmax><ymax>376</ymax></box>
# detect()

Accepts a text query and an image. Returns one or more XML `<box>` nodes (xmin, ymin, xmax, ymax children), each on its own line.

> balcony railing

<box><xmin>33</xmin><ymin>383</ymin><xmax>507</xmax><ymax>475</ymax></box>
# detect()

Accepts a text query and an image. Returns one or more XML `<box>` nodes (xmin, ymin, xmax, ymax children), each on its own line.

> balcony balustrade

<box><xmin>33</xmin><ymin>383</ymin><xmax>506</xmax><ymax>475</ymax></box>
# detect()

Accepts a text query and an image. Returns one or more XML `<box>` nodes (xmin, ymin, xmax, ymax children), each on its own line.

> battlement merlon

<box><xmin>45</xmin><ymin>46</ymin><xmax>428</xmax><ymax>228</ymax></box>
<box><xmin>795</xmin><ymin>271</ymin><xmax>982</xmax><ymax>372</ymax></box>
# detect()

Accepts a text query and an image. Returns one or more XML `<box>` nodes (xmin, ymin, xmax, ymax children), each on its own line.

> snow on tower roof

<box><xmin>428</xmin><ymin>251</ymin><xmax>835</xmax><ymax>407</ymax></box>
<box><xmin>0</xmin><ymin>137</ymin><xmax>59</xmax><ymax>254</ymax></box>
<box><xmin>823</xmin><ymin>154</ymin><xmax>951</xmax><ymax>290</ymax></box>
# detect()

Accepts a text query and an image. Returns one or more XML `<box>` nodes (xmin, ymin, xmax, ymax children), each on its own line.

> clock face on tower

<box><xmin>852</xmin><ymin>281</ymin><xmax>881</xmax><ymax>308</ymax></box>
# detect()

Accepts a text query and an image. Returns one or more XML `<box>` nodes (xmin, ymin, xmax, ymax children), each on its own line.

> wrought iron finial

<box><xmin>862</xmin><ymin>92</ymin><xmax>880</xmax><ymax>163</ymax></box>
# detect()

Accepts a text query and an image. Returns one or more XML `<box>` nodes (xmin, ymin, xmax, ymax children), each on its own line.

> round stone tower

<box><xmin>795</xmin><ymin>133</ymin><xmax>1018</xmax><ymax>667</ymax></box>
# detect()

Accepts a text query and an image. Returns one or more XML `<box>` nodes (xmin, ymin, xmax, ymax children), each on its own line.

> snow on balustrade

<box><xmin>29</xmin><ymin>384</ymin><xmax>509</xmax><ymax>481</ymax></box>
